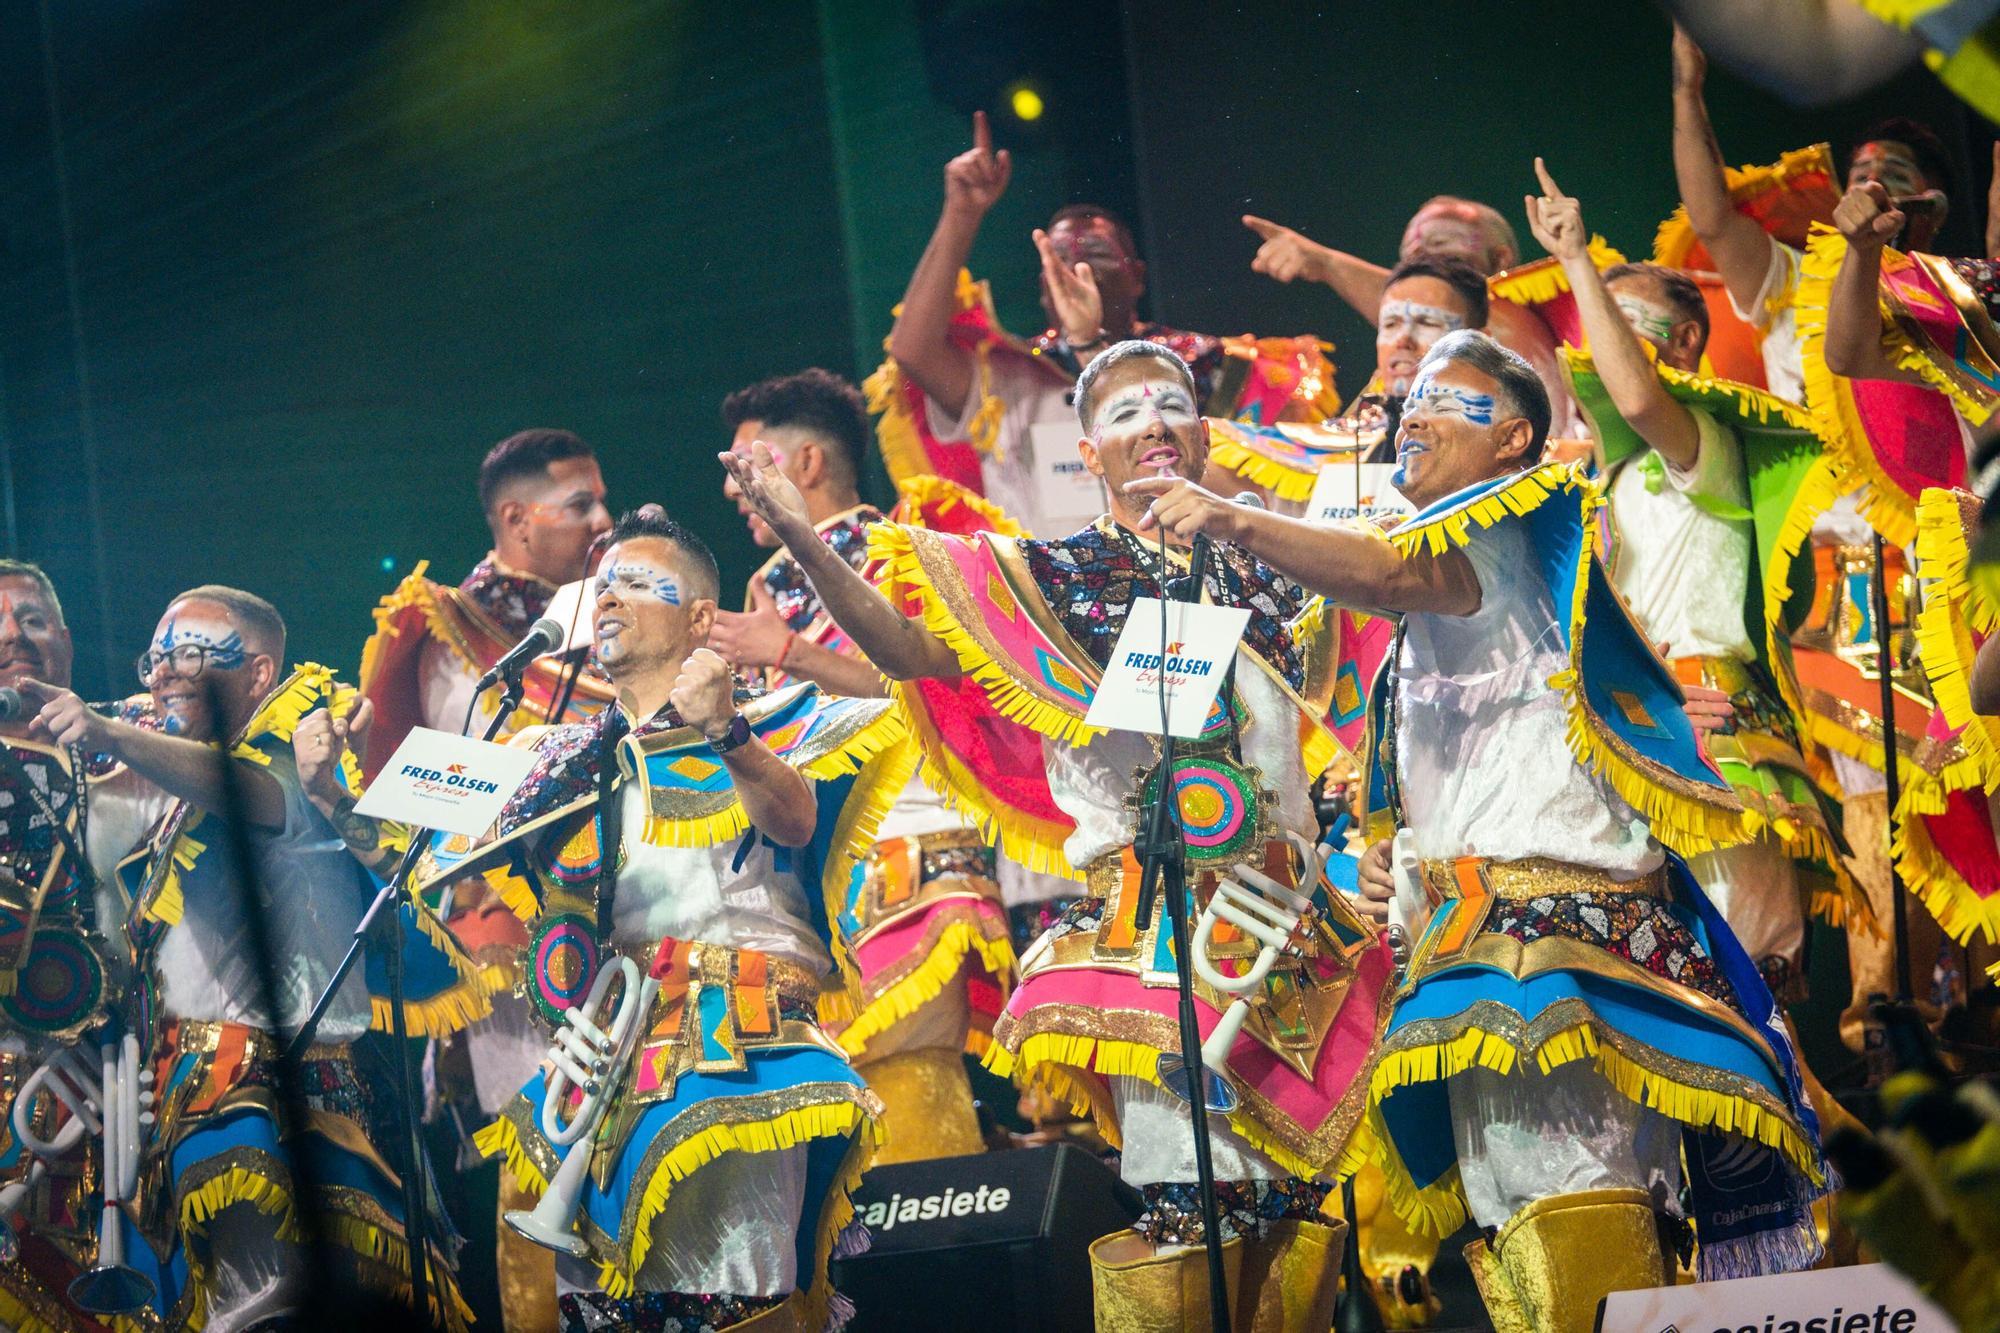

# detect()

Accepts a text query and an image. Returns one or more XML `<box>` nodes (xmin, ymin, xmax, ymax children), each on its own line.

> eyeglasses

<box><xmin>135</xmin><ymin>644</ymin><xmax>246</xmax><ymax>685</ymax></box>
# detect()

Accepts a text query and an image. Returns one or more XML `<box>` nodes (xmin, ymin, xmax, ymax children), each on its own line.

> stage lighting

<box><xmin>1008</xmin><ymin>83</ymin><xmax>1044</xmax><ymax>122</ymax></box>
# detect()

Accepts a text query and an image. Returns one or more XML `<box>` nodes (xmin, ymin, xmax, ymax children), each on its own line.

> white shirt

<box><xmin>85</xmin><ymin>766</ymin><xmax>177</xmax><ymax>947</ymax></box>
<box><xmin>873</xmin><ymin>773</ymin><xmax>972</xmax><ymax>843</ymax></box>
<box><xmin>155</xmin><ymin>752</ymin><xmax>375</xmax><ymax>1041</ymax></box>
<box><xmin>1730</xmin><ymin>238</ymin><xmax>1806</xmax><ymax>406</ymax></box>
<box><xmin>1045</xmin><ymin>656</ymin><xmax>1316</xmax><ymax>871</ymax></box>
<box><xmin>1395</xmin><ymin>521</ymin><xmax>1663</xmax><ymax>878</ymax></box>
<box><xmin>924</xmin><ymin>353</ymin><xmax>1103</xmax><ymax>538</ymax></box>
<box><xmin>1607</xmin><ymin>408</ymin><xmax>1756</xmax><ymax>662</ymax></box>
<box><xmin>606</xmin><ymin>780</ymin><xmax>833</xmax><ymax>977</ymax></box>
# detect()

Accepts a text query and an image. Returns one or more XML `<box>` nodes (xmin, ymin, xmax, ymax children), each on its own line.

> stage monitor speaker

<box><xmin>830</xmin><ymin>1142</ymin><xmax>1141</xmax><ymax>1332</ymax></box>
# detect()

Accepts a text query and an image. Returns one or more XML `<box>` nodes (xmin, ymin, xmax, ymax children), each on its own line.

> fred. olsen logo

<box><xmin>1123</xmin><ymin>639</ymin><xmax>1218</xmax><ymax>688</ymax></box>
<box><xmin>400</xmin><ymin>760</ymin><xmax>500</xmax><ymax>798</ymax></box>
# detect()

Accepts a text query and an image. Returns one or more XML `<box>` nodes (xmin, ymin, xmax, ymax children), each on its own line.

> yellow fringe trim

<box><xmin>1487</xmin><ymin>237</ymin><xmax>1625</xmax><ymax>306</ymax></box>
<box><xmin>482</xmin><ymin>858</ymin><xmax>543</xmax><ymax>926</ymax></box>
<box><xmin>1892</xmin><ymin>792</ymin><xmax>2000</xmax><ymax>944</ymax></box>
<box><xmin>1763</xmin><ymin>456</ymin><xmax>1845</xmax><ymax>724</ymax></box>
<box><xmin>479</xmin><ymin>1095</ymin><xmax>878</xmax><ymax>1302</ymax></box>
<box><xmin>893</xmin><ymin>677</ymin><xmax>1082</xmax><ymax>880</ymax></box>
<box><xmin>893</xmin><ymin>473</ymin><xmax>1029</xmax><ymax>537</ymax></box>
<box><xmin>140</xmin><ymin>830</ymin><xmax>207</xmax><ymax>928</ymax></box>
<box><xmin>819</xmin><ymin>738</ymin><xmax>920</xmax><ymax>1000</ymax></box>
<box><xmin>869</xmin><ymin>523</ymin><xmax>1104</xmax><ymax>749</ymax></box>
<box><xmin>863</xmin><ymin>270</ymin><xmax>1009</xmax><ymax>482</ymax></box>
<box><xmin>358</xmin><ymin>563</ymin><xmax>445</xmax><ymax>691</ymax></box>
<box><xmin>1366</xmin><ymin>1018</ymin><xmax>1823</xmax><ymax>1235</ymax></box>
<box><xmin>985</xmin><ymin>1031</ymin><xmax>1330</xmax><ymax>1182</ymax></box>
<box><xmin>319</xmin><ymin>1213</ymin><xmax>476</xmax><ymax>1333</ymax></box>
<box><xmin>0</xmin><ymin>1281</ymin><xmax>92</xmax><ymax>1333</ymax></box>
<box><xmin>1206</xmin><ymin>428</ymin><xmax>1322</xmax><ymax>502</ymax></box>
<box><xmin>372</xmin><ymin>961</ymin><xmax>507</xmax><ymax>1039</ymax></box>
<box><xmin>637</xmin><ymin>706</ymin><xmax>908</xmax><ymax>848</ymax></box>
<box><xmin>1651</xmin><ymin>144</ymin><xmax>1837</xmax><ymax>269</ymax></box>
<box><xmin>181</xmin><ymin>1163</ymin><xmax>304</xmax><ymax>1248</ymax></box>
<box><xmin>837</xmin><ymin>918</ymin><xmax>1018</xmax><ymax>1058</ymax></box>
<box><xmin>1912</xmin><ymin>487</ymin><xmax>2000</xmax><ymax>784</ymax></box>
<box><xmin>1384</xmin><ymin>462</ymin><xmax>1569</xmax><ymax>559</ymax></box>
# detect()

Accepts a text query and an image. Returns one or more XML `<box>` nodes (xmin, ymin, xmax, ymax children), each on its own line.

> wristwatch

<box><xmin>710</xmin><ymin>712</ymin><xmax>753</xmax><ymax>756</ymax></box>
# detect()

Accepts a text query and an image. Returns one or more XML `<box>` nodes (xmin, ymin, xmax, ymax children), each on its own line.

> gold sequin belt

<box><xmin>1418</xmin><ymin>857</ymin><xmax>1668</xmax><ymax>904</ymax></box>
<box><xmin>162</xmin><ymin>1017</ymin><xmax>350</xmax><ymax>1067</ymax></box>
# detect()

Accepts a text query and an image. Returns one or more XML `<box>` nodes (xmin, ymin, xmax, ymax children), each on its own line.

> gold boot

<box><xmin>1461</xmin><ymin>1237</ymin><xmax>1534</xmax><ymax>1333</ymax></box>
<box><xmin>858</xmin><ymin>1046</ymin><xmax>984</xmax><ymax>1165</ymax></box>
<box><xmin>1353</xmin><ymin>1165</ymin><xmax>1443</xmax><ymax>1328</ymax></box>
<box><xmin>1235</xmin><ymin>1218</ymin><xmax>1345</xmax><ymax>1333</ymax></box>
<box><xmin>1491</xmin><ymin>1189</ymin><xmax>1667</xmax><ymax>1333</ymax></box>
<box><xmin>1089</xmin><ymin>1228</ymin><xmax>1244</xmax><ymax>1332</ymax></box>
<box><xmin>496</xmin><ymin>1171</ymin><xmax>559</xmax><ymax>1333</ymax></box>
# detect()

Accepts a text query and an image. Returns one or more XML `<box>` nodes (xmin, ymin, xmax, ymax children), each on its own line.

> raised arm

<box><xmin>886</xmin><ymin>111</ymin><xmax>1012</xmax><ymax>421</ymax></box>
<box><xmin>1121</xmin><ymin>477</ymin><xmax>1482</xmax><ymax>618</ymax></box>
<box><xmin>293</xmin><ymin>695</ymin><xmax>405</xmax><ymax>878</ymax></box>
<box><xmin>718</xmin><ymin>443</ymin><xmax>962</xmax><ymax>682</ymax></box>
<box><xmin>708</xmin><ymin>594</ymin><xmax>890</xmax><ymax>700</ymax></box>
<box><xmin>25</xmin><ymin>678</ymin><xmax>288</xmax><ymax>828</ymax></box>
<box><xmin>1660</xmin><ymin>0</ymin><xmax>1925</xmax><ymax>106</ymax></box>
<box><xmin>1824</xmin><ymin>181</ymin><xmax>1930</xmax><ymax>384</ymax></box>
<box><xmin>1671</xmin><ymin>26</ymin><xmax>1782</xmax><ymax>312</ymax></box>
<box><xmin>673</xmin><ymin>649</ymin><xmax>815</xmax><ymax>847</ymax></box>
<box><xmin>1242</xmin><ymin>215</ymin><xmax>1393</xmax><ymax>319</ymax></box>
<box><xmin>1528</xmin><ymin>158</ymin><xmax>1701</xmax><ymax>470</ymax></box>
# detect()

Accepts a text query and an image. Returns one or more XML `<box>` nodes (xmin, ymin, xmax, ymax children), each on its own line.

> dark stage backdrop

<box><xmin>0</xmin><ymin>0</ymin><xmax>1980</xmax><ymax>700</ymax></box>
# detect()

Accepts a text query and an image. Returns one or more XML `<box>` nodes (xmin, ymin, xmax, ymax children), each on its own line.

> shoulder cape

<box><xmin>1206</xmin><ymin>417</ymin><xmax>1381</xmax><ymax>504</ymax></box>
<box><xmin>861</xmin><ymin>267</ymin><xmax>1340</xmax><ymax>492</ymax></box>
<box><xmin>1361</xmin><ymin>463</ymin><xmax>1747</xmax><ymax>858</ymax></box>
<box><xmin>1894</xmin><ymin>488</ymin><xmax>2000</xmax><ymax>942</ymax></box>
<box><xmin>1797</xmin><ymin>226</ymin><xmax>1980</xmax><ymax>546</ymax></box>
<box><xmin>417</xmin><ymin>683</ymin><xmax>911</xmax><ymax>1003</ymax></box>
<box><xmin>1652</xmin><ymin>144</ymin><xmax>1840</xmax><ymax>275</ymax></box>
<box><xmin>118</xmin><ymin>663</ymin><xmax>493</xmax><ymax>1039</ymax></box>
<box><xmin>357</xmin><ymin>561</ymin><xmax>614</xmax><ymax>781</ymax></box>
<box><xmin>1485</xmin><ymin>236</ymin><xmax>1627</xmax><ymax>350</ymax></box>
<box><xmin>868</xmin><ymin>520</ymin><xmax>1353</xmax><ymax>878</ymax></box>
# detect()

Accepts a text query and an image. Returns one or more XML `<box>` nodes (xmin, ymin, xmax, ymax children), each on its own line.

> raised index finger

<box><xmin>1533</xmin><ymin>156</ymin><xmax>1563</xmax><ymax>199</ymax></box>
<box><xmin>971</xmin><ymin>109</ymin><xmax>991</xmax><ymax>156</ymax></box>
<box><xmin>1242</xmin><ymin>214</ymin><xmax>1282</xmax><ymax>239</ymax></box>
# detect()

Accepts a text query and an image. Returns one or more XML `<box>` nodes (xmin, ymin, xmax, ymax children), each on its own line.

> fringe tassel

<box><xmin>1651</xmin><ymin>144</ymin><xmax>1838</xmax><ymax>269</ymax></box>
<box><xmin>140</xmin><ymin>831</ymin><xmax>206</xmax><ymax>928</ymax></box>
<box><xmin>819</xmin><ymin>740</ymin><xmax>920</xmax><ymax>999</ymax></box>
<box><xmin>473</xmin><ymin>1115</ymin><xmax>551</xmax><ymax>1194</ymax></box>
<box><xmin>1891</xmin><ymin>803</ymin><xmax>2000</xmax><ymax>945</ymax></box>
<box><xmin>989</xmin><ymin>1030</ymin><xmax>1327</xmax><ymax>1182</ymax></box>
<box><xmin>1384</xmin><ymin>463</ymin><xmax>1571</xmax><ymax>560</ymax></box>
<box><xmin>1205</xmin><ymin>432</ymin><xmax>1322</xmax><ymax>502</ymax></box>
<box><xmin>1487</xmin><ymin>237</ymin><xmax>1625</xmax><ymax>306</ymax></box>
<box><xmin>1912</xmin><ymin>487</ymin><xmax>2000</xmax><ymax>782</ymax></box>
<box><xmin>1763</xmin><ymin>455</ymin><xmax>1845</xmax><ymax>724</ymax></box>
<box><xmin>318</xmin><ymin>1214</ymin><xmax>477</xmax><ymax>1333</ymax></box>
<box><xmin>181</xmin><ymin>1164</ymin><xmax>304</xmax><ymax>1247</ymax></box>
<box><xmin>482</xmin><ymin>859</ymin><xmax>543</xmax><ymax>925</ymax></box>
<box><xmin>892</xmin><ymin>474</ymin><xmax>1028</xmax><ymax>537</ymax></box>
<box><xmin>1796</xmin><ymin>226</ymin><xmax>1918</xmax><ymax>546</ymax></box>
<box><xmin>370</xmin><ymin>961</ymin><xmax>507</xmax><ymax>1039</ymax></box>
<box><xmin>837</xmin><ymin>918</ymin><xmax>1018</xmax><ymax>1058</ymax></box>
<box><xmin>867</xmin><ymin>525</ymin><xmax>1103</xmax><ymax>749</ymax></box>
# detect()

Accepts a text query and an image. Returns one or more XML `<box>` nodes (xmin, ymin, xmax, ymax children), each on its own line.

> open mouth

<box><xmin>1138</xmin><ymin>445</ymin><xmax>1179</xmax><ymax>470</ymax></box>
<box><xmin>1395</xmin><ymin>439</ymin><xmax>1427</xmax><ymax>464</ymax></box>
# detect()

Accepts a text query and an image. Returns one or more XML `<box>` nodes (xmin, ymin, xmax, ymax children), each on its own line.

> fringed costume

<box><xmin>444</xmin><ymin>683</ymin><xmax>903</xmax><ymax>1332</ymax></box>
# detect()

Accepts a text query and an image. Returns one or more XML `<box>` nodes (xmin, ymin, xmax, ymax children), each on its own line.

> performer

<box><xmin>868</xmin><ymin>111</ymin><xmax>1339</xmax><ymax>538</ymax></box>
<box><xmin>713</xmin><ymin>369</ymin><xmax>1016</xmax><ymax>1164</ymax></box>
<box><xmin>357</xmin><ymin>427</ymin><xmax>615</xmax><ymax>1333</ymax></box>
<box><xmin>22</xmin><ymin>585</ymin><xmax>477</xmax><ymax>1330</ymax></box>
<box><xmin>725</xmin><ymin>342</ymin><xmax>1388</xmax><ymax>1332</ymax></box>
<box><xmin>1128</xmin><ymin>330</ymin><xmax>1829</xmax><ymax>1325</ymax></box>
<box><xmin>1529</xmin><ymin>160</ymin><xmax>1858</xmax><ymax>1004</ymax></box>
<box><xmin>0</xmin><ymin>562</ymin><xmax>178</xmax><ymax>1332</ymax></box>
<box><xmin>450</xmin><ymin>511</ymin><xmax>896</xmax><ymax>1332</ymax></box>
<box><xmin>358</xmin><ymin>427</ymin><xmax>615</xmax><ymax>777</ymax></box>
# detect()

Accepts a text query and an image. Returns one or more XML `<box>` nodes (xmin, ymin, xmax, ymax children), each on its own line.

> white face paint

<box><xmin>1378</xmin><ymin>300</ymin><xmax>1465</xmax><ymax>345</ymax></box>
<box><xmin>595</xmin><ymin>558</ymin><xmax>682</xmax><ymax>608</ymax></box>
<box><xmin>143</xmin><ymin>615</ymin><xmax>251</xmax><ymax>736</ymax></box>
<box><xmin>1092</xmin><ymin>376</ymin><xmax>1201</xmax><ymax>476</ymax></box>
<box><xmin>1613</xmin><ymin>292</ymin><xmax>1680</xmax><ymax>348</ymax></box>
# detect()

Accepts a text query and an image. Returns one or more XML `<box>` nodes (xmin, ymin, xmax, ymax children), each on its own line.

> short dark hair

<box><xmin>1415</xmin><ymin>330</ymin><xmax>1551</xmax><ymax>465</ymax></box>
<box><xmin>1383</xmin><ymin>256</ymin><xmax>1490</xmax><ymax>330</ymax></box>
<box><xmin>1852</xmin><ymin>118</ymin><xmax>1954</xmax><ymax>200</ymax></box>
<box><xmin>477</xmin><ymin>429</ymin><xmax>595</xmax><ymax>516</ymax></box>
<box><xmin>1074</xmin><ymin>340</ymin><xmax>1199</xmax><ymax>430</ymax></box>
<box><xmin>605</xmin><ymin>510</ymin><xmax>721</xmax><ymax>603</ymax></box>
<box><xmin>720</xmin><ymin>369</ymin><xmax>867</xmax><ymax>486</ymax></box>
<box><xmin>0</xmin><ymin>560</ymin><xmax>63</xmax><ymax>627</ymax></box>
<box><xmin>1048</xmin><ymin>203</ymin><xmax>1141</xmax><ymax>262</ymax></box>
<box><xmin>170</xmin><ymin>584</ymin><xmax>287</xmax><ymax>660</ymax></box>
<box><xmin>1603</xmin><ymin>262</ymin><xmax>1712</xmax><ymax>352</ymax></box>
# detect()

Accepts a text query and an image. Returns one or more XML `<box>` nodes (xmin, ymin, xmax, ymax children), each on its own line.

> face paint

<box><xmin>1849</xmin><ymin>142</ymin><xmax>1926</xmax><ymax>200</ymax></box>
<box><xmin>1402</xmin><ymin>367</ymin><xmax>1495</xmax><ymax>426</ymax></box>
<box><xmin>1378</xmin><ymin>300</ymin><xmax>1465</xmax><ymax>346</ymax></box>
<box><xmin>1093</xmin><ymin>378</ymin><xmax>1200</xmax><ymax>476</ymax></box>
<box><xmin>595</xmin><ymin>559</ymin><xmax>682</xmax><ymax>607</ymax></box>
<box><xmin>1613</xmin><ymin>293</ymin><xmax>1679</xmax><ymax>348</ymax></box>
<box><xmin>140</xmin><ymin>618</ymin><xmax>247</xmax><ymax>680</ymax></box>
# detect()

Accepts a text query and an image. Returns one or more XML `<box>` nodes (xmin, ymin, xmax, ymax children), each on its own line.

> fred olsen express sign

<box><xmin>400</xmin><ymin>761</ymin><xmax>502</xmax><ymax>796</ymax></box>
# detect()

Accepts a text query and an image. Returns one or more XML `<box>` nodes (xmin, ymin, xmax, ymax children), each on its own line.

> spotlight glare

<box><xmin>1010</xmin><ymin>86</ymin><xmax>1044</xmax><ymax>122</ymax></box>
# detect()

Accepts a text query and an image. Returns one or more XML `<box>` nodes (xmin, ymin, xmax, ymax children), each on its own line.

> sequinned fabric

<box><xmin>1018</xmin><ymin>522</ymin><xmax>1310</xmax><ymax>685</ymax></box>
<box><xmin>557</xmin><ymin>1289</ymin><xmax>787</xmax><ymax>1332</ymax></box>
<box><xmin>1134</xmin><ymin>1177</ymin><xmax>1332</xmax><ymax>1246</ymax></box>
<box><xmin>1947</xmin><ymin>256</ymin><xmax>2000</xmax><ymax>322</ymax></box>
<box><xmin>460</xmin><ymin>555</ymin><xmax>556</xmax><ymax>639</ymax></box>
<box><xmin>1486</xmin><ymin>891</ymin><xmax>1738</xmax><ymax>1008</ymax></box>
<box><xmin>1007</xmin><ymin>897</ymin><xmax>1089</xmax><ymax>953</ymax></box>
<box><xmin>762</xmin><ymin>509</ymin><xmax>881</xmax><ymax>632</ymax></box>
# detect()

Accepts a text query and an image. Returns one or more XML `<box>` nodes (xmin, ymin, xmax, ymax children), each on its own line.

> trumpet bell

<box><xmin>68</xmin><ymin>1263</ymin><xmax>155</xmax><ymax>1314</ymax></box>
<box><xmin>1155</xmin><ymin>1052</ymin><xmax>1239</xmax><ymax>1114</ymax></box>
<box><xmin>503</xmin><ymin>1204</ymin><xmax>591</xmax><ymax>1259</ymax></box>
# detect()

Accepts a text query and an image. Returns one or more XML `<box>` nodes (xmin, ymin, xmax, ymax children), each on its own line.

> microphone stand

<box><xmin>287</xmin><ymin>666</ymin><xmax>526</xmax><ymax>1326</ymax></box>
<box><xmin>1132</xmin><ymin>528</ymin><xmax>1233</xmax><ymax>1331</ymax></box>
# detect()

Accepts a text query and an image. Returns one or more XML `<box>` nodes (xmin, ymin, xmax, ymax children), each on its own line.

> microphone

<box><xmin>0</xmin><ymin>689</ymin><xmax>21</xmax><ymax>723</ymax></box>
<box><xmin>475</xmin><ymin>618</ymin><xmax>565</xmax><ymax>692</ymax></box>
<box><xmin>1168</xmin><ymin>493</ymin><xmax>1260</xmax><ymax>603</ymax></box>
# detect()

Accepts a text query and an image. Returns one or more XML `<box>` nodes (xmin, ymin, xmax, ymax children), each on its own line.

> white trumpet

<box><xmin>1387</xmin><ymin>827</ymin><xmax>1430</xmax><ymax>980</ymax></box>
<box><xmin>505</xmin><ymin>956</ymin><xmax>660</xmax><ymax>1257</ymax></box>
<box><xmin>1159</xmin><ymin>832</ymin><xmax>1320</xmax><ymax>1114</ymax></box>
<box><xmin>0</xmin><ymin>1036</ymin><xmax>155</xmax><ymax>1312</ymax></box>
